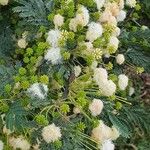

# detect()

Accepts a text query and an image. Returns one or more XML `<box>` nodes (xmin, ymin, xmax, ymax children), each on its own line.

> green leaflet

<box><xmin>5</xmin><ymin>101</ymin><xmax>29</xmax><ymax>131</ymax></box>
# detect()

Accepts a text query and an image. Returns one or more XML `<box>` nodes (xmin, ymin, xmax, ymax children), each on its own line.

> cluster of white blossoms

<box><xmin>0</xmin><ymin>140</ymin><xmax>4</xmax><ymax>150</ymax></box>
<box><xmin>74</xmin><ymin>65</ymin><xmax>82</xmax><ymax>77</ymax></box>
<box><xmin>0</xmin><ymin>0</ymin><xmax>9</xmax><ymax>5</ymax></box>
<box><xmin>42</xmin><ymin>123</ymin><xmax>62</xmax><ymax>143</ymax></box>
<box><xmin>9</xmin><ymin>136</ymin><xmax>31</xmax><ymax>150</ymax></box>
<box><xmin>45</xmin><ymin>29</ymin><xmax>62</xmax><ymax>65</ymax></box>
<box><xmin>91</xmin><ymin>121</ymin><xmax>119</xmax><ymax>149</ymax></box>
<box><xmin>94</xmin><ymin>68</ymin><xmax>116</xmax><ymax>96</ymax></box>
<box><xmin>27</xmin><ymin>83</ymin><xmax>48</xmax><ymax>99</ymax></box>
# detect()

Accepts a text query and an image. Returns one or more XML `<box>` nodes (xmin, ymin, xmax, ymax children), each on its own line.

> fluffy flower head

<box><xmin>89</xmin><ymin>99</ymin><xmax>104</xmax><ymax>116</ymax></box>
<box><xmin>45</xmin><ymin>47</ymin><xmax>62</xmax><ymax>65</ymax></box>
<box><xmin>91</xmin><ymin>121</ymin><xmax>112</xmax><ymax>143</ymax></box>
<box><xmin>86</xmin><ymin>22</ymin><xmax>103</xmax><ymax>42</ymax></box>
<box><xmin>116</xmin><ymin>54</ymin><xmax>125</xmax><ymax>65</ymax></box>
<box><xmin>42</xmin><ymin>123</ymin><xmax>62</xmax><ymax>143</ymax></box>
<box><xmin>46</xmin><ymin>29</ymin><xmax>61</xmax><ymax>47</ymax></box>
<box><xmin>118</xmin><ymin>74</ymin><xmax>129</xmax><ymax>90</ymax></box>
<box><xmin>53</xmin><ymin>14</ymin><xmax>64</xmax><ymax>28</ymax></box>
<box><xmin>9</xmin><ymin>136</ymin><xmax>31</xmax><ymax>150</ymax></box>
<box><xmin>101</xmin><ymin>140</ymin><xmax>115</xmax><ymax>150</ymax></box>
<box><xmin>126</xmin><ymin>0</ymin><xmax>136</xmax><ymax>8</ymax></box>
<box><xmin>27</xmin><ymin>83</ymin><xmax>48</xmax><ymax>99</ymax></box>
<box><xmin>18</xmin><ymin>38</ymin><xmax>28</xmax><ymax>49</ymax></box>
<box><xmin>117</xmin><ymin>10</ymin><xmax>126</xmax><ymax>22</ymax></box>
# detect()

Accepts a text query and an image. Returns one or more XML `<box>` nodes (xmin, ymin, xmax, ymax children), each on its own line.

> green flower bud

<box><xmin>62</xmin><ymin>51</ymin><xmax>70</xmax><ymax>60</ymax></box>
<box><xmin>26</xmin><ymin>48</ymin><xmax>33</xmax><ymax>56</ymax></box>
<box><xmin>21</xmin><ymin>81</ymin><xmax>30</xmax><ymax>89</ymax></box>
<box><xmin>76</xmin><ymin>122</ymin><xmax>86</xmax><ymax>131</ymax></box>
<box><xmin>4</xmin><ymin>84</ymin><xmax>12</xmax><ymax>93</ymax></box>
<box><xmin>19</xmin><ymin>67</ymin><xmax>27</xmax><ymax>75</ymax></box>
<box><xmin>40</xmin><ymin>75</ymin><xmax>49</xmax><ymax>84</ymax></box>
<box><xmin>23</xmin><ymin>57</ymin><xmax>30</xmax><ymax>63</ymax></box>
<box><xmin>60</xmin><ymin>104</ymin><xmax>70</xmax><ymax>114</ymax></box>
<box><xmin>35</xmin><ymin>114</ymin><xmax>49</xmax><ymax>126</ymax></box>
<box><xmin>115</xmin><ymin>102</ymin><xmax>122</xmax><ymax>110</ymax></box>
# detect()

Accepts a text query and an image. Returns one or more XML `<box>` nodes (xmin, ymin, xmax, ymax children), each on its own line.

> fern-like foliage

<box><xmin>13</xmin><ymin>0</ymin><xmax>54</xmax><ymax>26</ymax></box>
<box><xmin>120</xmin><ymin>28</ymin><xmax>150</xmax><ymax>72</ymax></box>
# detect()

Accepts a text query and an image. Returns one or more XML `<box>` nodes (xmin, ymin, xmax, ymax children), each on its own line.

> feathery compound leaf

<box><xmin>13</xmin><ymin>0</ymin><xmax>53</xmax><ymax>26</ymax></box>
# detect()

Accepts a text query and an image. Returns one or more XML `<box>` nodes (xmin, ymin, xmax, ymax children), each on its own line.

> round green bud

<box><xmin>60</xmin><ymin>104</ymin><xmax>70</xmax><ymax>114</ymax></box>
<box><xmin>14</xmin><ymin>75</ymin><xmax>21</xmax><ymax>82</ymax></box>
<box><xmin>35</xmin><ymin>114</ymin><xmax>49</xmax><ymax>126</ymax></box>
<box><xmin>19</xmin><ymin>67</ymin><xmax>27</xmax><ymax>75</ymax></box>
<box><xmin>54</xmin><ymin>140</ymin><xmax>62</xmax><ymax>149</ymax></box>
<box><xmin>62</xmin><ymin>51</ymin><xmax>70</xmax><ymax>60</ymax></box>
<box><xmin>40</xmin><ymin>75</ymin><xmax>49</xmax><ymax>84</ymax></box>
<box><xmin>115</xmin><ymin>102</ymin><xmax>122</xmax><ymax>110</ymax></box>
<box><xmin>23</xmin><ymin>57</ymin><xmax>30</xmax><ymax>63</ymax></box>
<box><xmin>26</xmin><ymin>48</ymin><xmax>33</xmax><ymax>56</ymax></box>
<box><xmin>21</xmin><ymin>81</ymin><xmax>30</xmax><ymax>89</ymax></box>
<box><xmin>76</xmin><ymin>122</ymin><xmax>86</xmax><ymax>131</ymax></box>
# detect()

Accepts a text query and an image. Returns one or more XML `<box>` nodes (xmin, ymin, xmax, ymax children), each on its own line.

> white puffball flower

<box><xmin>76</xmin><ymin>5</ymin><xmax>89</xmax><ymax>27</ymax></box>
<box><xmin>93</xmin><ymin>68</ymin><xmax>108</xmax><ymax>85</ymax></box>
<box><xmin>27</xmin><ymin>83</ymin><xmax>48</xmax><ymax>99</ymax></box>
<box><xmin>53</xmin><ymin>14</ymin><xmax>64</xmax><ymax>28</ymax></box>
<box><xmin>129</xmin><ymin>87</ymin><xmax>135</xmax><ymax>96</ymax></box>
<box><xmin>94</xmin><ymin>0</ymin><xmax>105</xmax><ymax>10</ymax></box>
<box><xmin>73</xmin><ymin>107</ymin><xmax>81</xmax><ymax>114</ymax></box>
<box><xmin>91</xmin><ymin>121</ymin><xmax>112</xmax><ymax>143</ymax></box>
<box><xmin>0</xmin><ymin>140</ymin><xmax>4</xmax><ymax>150</ymax></box>
<box><xmin>117</xmin><ymin>10</ymin><xmax>126</xmax><ymax>22</ymax></box>
<box><xmin>42</xmin><ymin>123</ymin><xmax>62</xmax><ymax>143</ymax></box>
<box><xmin>116</xmin><ymin>54</ymin><xmax>125</xmax><ymax>65</ymax></box>
<box><xmin>46</xmin><ymin>29</ymin><xmax>61</xmax><ymax>47</ymax></box>
<box><xmin>69</xmin><ymin>18</ymin><xmax>78</xmax><ymax>32</ymax></box>
<box><xmin>101</xmin><ymin>140</ymin><xmax>115</xmax><ymax>150</ymax></box>
<box><xmin>109</xmin><ymin>36</ymin><xmax>119</xmax><ymax>50</ymax></box>
<box><xmin>126</xmin><ymin>0</ymin><xmax>136</xmax><ymax>8</ymax></box>
<box><xmin>9</xmin><ymin>136</ymin><xmax>31</xmax><ymax>150</ymax></box>
<box><xmin>86</xmin><ymin>22</ymin><xmax>103</xmax><ymax>42</ymax></box>
<box><xmin>89</xmin><ymin>99</ymin><xmax>104</xmax><ymax>116</ymax></box>
<box><xmin>141</xmin><ymin>25</ymin><xmax>149</xmax><ymax>30</ymax></box>
<box><xmin>99</xmin><ymin>9</ymin><xmax>112</xmax><ymax>23</ymax></box>
<box><xmin>111</xmin><ymin>126</ymin><xmax>120</xmax><ymax>140</ymax></box>
<box><xmin>0</xmin><ymin>0</ymin><xmax>9</xmax><ymax>5</ymax></box>
<box><xmin>18</xmin><ymin>38</ymin><xmax>28</xmax><ymax>49</ymax></box>
<box><xmin>74</xmin><ymin>66</ymin><xmax>82</xmax><ymax>77</ymax></box>
<box><xmin>100</xmin><ymin>80</ymin><xmax>116</xmax><ymax>97</ymax></box>
<box><xmin>45</xmin><ymin>47</ymin><xmax>62</xmax><ymax>65</ymax></box>
<box><xmin>118</xmin><ymin>74</ymin><xmax>129</xmax><ymax>90</ymax></box>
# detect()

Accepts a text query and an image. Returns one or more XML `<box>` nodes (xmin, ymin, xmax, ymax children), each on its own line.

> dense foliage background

<box><xmin>0</xmin><ymin>0</ymin><xmax>150</xmax><ymax>150</ymax></box>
